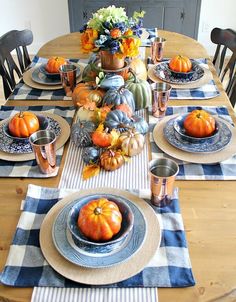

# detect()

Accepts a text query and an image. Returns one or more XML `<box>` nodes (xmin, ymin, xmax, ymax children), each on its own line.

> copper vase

<box><xmin>100</xmin><ymin>50</ymin><xmax>125</xmax><ymax>70</ymax></box>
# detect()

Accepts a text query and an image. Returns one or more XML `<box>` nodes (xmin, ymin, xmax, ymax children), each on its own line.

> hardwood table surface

<box><xmin>1</xmin><ymin>30</ymin><xmax>236</xmax><ymax>302</ymax></box>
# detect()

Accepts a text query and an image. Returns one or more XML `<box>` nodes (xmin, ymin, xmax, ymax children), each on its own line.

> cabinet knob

<box><xmin>83</xmin><ymin>11</ymin><xmax>88</xmax><ymax>19</ymax></box>
<box><xmin>180</xmin><ymin>10</ymin><xmax>185</xmax><ymax>20</ymax></box>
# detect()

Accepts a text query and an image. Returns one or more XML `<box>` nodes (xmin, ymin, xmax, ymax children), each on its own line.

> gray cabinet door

<box><xmin>68</xmin><ymin>0</ymin><xmax>201</xmax><ymax>39</ymax></box>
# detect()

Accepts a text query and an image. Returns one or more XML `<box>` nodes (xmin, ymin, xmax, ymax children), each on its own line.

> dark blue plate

<box><xmin>163</xmin><ymin>117</ymin><xmax>232</xmax><ymax>153</ymax></box>
<box><xmin>39</xmin><ymin>64</ymin><xmax>61</xmax><ymax>80</ymax></box>
<box><xmin>154</xmin><ymin>61</ymin><xmax>205</xmax><ymax>84</ymax></box>
<box><xmin>52</xmin><ymin>193</ymin><xmax>147</xmax><ymax>268</ymax></box>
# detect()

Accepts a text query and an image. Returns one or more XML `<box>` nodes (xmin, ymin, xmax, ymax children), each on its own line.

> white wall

<box><xmin>0</xmin><ymin>0</ymin><xmax>235</xmax><ymax>56</ymax></box>
<box><xmin>0</xmin><ymin>0</ymin><xmax>70</xmax><ymax>54</ymax></box>
<box><xmin>198</xmin><ymin>0</ymin><xmax>236</xmax><ymax>55</ymax></box>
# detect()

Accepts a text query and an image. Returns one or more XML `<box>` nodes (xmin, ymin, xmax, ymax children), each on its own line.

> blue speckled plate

<box><xmin>52</xmin><ymin>194</ymin><xmax>147</xmax><ymax>268</ymax></box>
<box><xmin>163</xmin><ymin>117</ymin><xmax>232</xmax><ymax>153</ymax></box>
<box><xmin>0</xmin><ymin>117</ymin><xmax>61</xmax><ymax>154</ymax></box>
<box><xmin>154</xmin><ymin>61</ymin><xmax>204</xmax><ymax>84</ymax></box>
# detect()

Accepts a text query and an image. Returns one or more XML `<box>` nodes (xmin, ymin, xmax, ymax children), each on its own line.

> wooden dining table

<box><xmin>1</xmin><ymin>30</ymin><xmax>236</xmax><ymax>302</ymax></box>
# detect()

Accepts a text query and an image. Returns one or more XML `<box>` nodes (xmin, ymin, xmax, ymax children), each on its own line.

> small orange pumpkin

<box><xmin>183</xmin><ymin>110</ymin><xmax>216</xmax><ymax>138</ymax></box>
<box><xmin>45</xmin><ymin>56</ymin><xmax>67</xmax><ymax>73</ymax></box>
<box><xmin>100</xmin><ymin>149</ymin><xmax>125</xmax><ymax>171</ymax></box>
<box><xmin>9</xmin><ymin>111</ymin><xmax>39</xmax><ymax>138</ymax></box>
<box><xmin>169</xmin><ymin>55</ymin><xmax>192</xmax><ymax>72</ymax></box>
<box><xmin>91</xmin><ymin>124</ymin><xmax>112</xmax><ymax>148</ymax></box>
<box><xmin>72</xmin><ymin>82</ymin><xmax>105</xmax><ymax>108</ymax></box>
<box><xmin>78</xmin><ymin>198</ymin><xmax>122</xmax><ymax>241</ymax></box>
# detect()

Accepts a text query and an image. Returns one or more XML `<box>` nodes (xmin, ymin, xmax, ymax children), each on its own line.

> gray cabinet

<box><xmin>68</xmin><ymin>0</ymin><xmax>201</xmax><ymax>39</ymax></box>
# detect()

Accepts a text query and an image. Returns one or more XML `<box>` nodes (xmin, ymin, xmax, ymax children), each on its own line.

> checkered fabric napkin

<box><xmin>147</xmin><ymin>58</ymin><xmax>220</xmax><ymax>99</ymax></box>
<box><xmin>8</xmin><ymin>56</ymin><xmax>87</xmax><ymax>101</ymax></box>
<box><xmin>0</xmin><ymin>105</ymin><xmax>75</xmax><ymax>178</ymax></box>
<box><xmin>0</xmin><ymin>184</ymin><xmax>195</xmax><ymax>288</ymax></box>
<box><xmin>141</xmin><ymin>28</ymin><xmax>157</xmax><ymax>46</ymax></box>
<box><xmin>149</xmin><ymin>105</ymin><xmax>236</xmax><ymax>180</ymax></box>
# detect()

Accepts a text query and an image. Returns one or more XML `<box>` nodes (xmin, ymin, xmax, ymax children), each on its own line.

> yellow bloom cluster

<box><xmin>81</xmin><ymin>29</ymin><xmax>98</xmax><ymax>53</ymax></box>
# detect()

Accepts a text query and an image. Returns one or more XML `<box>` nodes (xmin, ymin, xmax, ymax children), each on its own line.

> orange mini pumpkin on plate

<box><xmin>45</xmin><ymin>56</ymin><xmax>67</xmax><ymax>73</ymax></box>
<box><xmin>169</xmin><ymin>55</ymin><xmax>192</xmax><ymax>73</ymax></box>
<box><xmin>183</xmin><ymin>109</ymin><xmax>216</xmax><ymax>138</ymax></box>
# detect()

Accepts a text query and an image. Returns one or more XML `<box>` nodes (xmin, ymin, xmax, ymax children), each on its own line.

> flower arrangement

<box><xmin>80</xmin><ymin>5</ymin><xmax>145</xmax><ymax>58</ymax></box>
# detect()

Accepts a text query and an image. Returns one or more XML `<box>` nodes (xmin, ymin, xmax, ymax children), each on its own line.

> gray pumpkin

<box><xmin>99</xmin><ymin>74</ymin><xmax>125</xmax><ymax>90</ymax></box>
<box><xmin>105</xmin><ymin>110</ymin><xmax>131</xmax><ymax>132</ymax></box>
<box><xmin>130</xmin><ymin>115</ymin><xmax>149</xmax><ymax>134</ymax></box>
<box><xmin>71</xmin><ymin>120</ymin><xmax>97</xmax><ymax>147</ymax></box>
<box><xmin>102</xmin><ymin>87</ymin><xmax>135</xmax><ymax>112</ymax></box>
<box><xmin>82</xmin><ymin>146</ymin><xmax>100</xmax><ymax>164</ymax></box>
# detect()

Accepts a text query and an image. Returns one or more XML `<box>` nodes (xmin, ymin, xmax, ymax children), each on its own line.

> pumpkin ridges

<box><xmin>9</xmin><ymin>111</ymin><xmax>39</xmax><ymax>138</ymax></box>
<box><xmin>169</xmin><ymin>55</ymin><xmax>192</xmax><ymax>72</ymax></box>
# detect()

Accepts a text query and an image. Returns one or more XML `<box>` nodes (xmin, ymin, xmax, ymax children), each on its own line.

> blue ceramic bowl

<box><xmin>39</xmin><ymin>64</ymin><xmax>61</xmax><ymax>80</ymax></box>
<box><xmin>168</xmin><ymin>61</ymin><xmax>199</xmax><ymax>79</ymax></box>
<box><xmin>3</xmin><ymin>115</ymin><xmax>49</xmax><ymax>143</ymax></box>
<box><xmin>173</xmin><ymin>114</ymin><xmax>220</xmax><ymax>144</ymax></box>
<box><xmin>67</xmin><ymin>194</ymin><xmax>134</xmax><ymax>254</ymax></box>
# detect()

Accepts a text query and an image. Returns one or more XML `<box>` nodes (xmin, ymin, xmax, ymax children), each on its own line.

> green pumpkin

<box><xmin>82</xmin><ymin>146</ymin><xmax>100</xmax><ymax>164</ymax></box>
<box><xmin>126</xmin><ymin>69</ymin><xmax>151</xmax><ymax>110</ymax></box>
<box><xmin>102</xmin><ymin>87</ymin><xmax>135</xmax><ymax>112</ymax></box>
<box><xmin>71</xmin><ymin>120</ymin><xmax>97</xmax><ymax>147</ymax></box>
<box><xmin>105</xmin><ymin>109</ymin><xmax>131</xmax><ymax>132</ymax></box>
<box><xmin>82</xmin><ymin>54</ymin><xmax>101</xmax><ymax>82</ymax></box>
<box><xmin>130</xmin><ymin>115</ymin><xmax>149</xmax><ymax>134</ymax></box>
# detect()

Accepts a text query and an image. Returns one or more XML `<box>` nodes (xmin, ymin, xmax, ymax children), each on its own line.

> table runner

<box><xmin>0</xmin><ymin>184</ymin><xmax>195</xmax><ymax>289</ymax></box>
<box><xmin>0</xmin><ymin>105</ymin><xmax>75</xmax><ymax>178</ymax></box>
<box><xmin>147</xmin><ymin>58</ymin><xmax>220</xmax><ymax>100</ymax></box>
<box><xmin>59</xmin><ymin>110</ymin><xmax>149</xmax><ymax>190</ymax></box>
<box><xmin>149</xmin><ymin>105</ymin><xmax>236</xmax><ymax>180</ymax></box>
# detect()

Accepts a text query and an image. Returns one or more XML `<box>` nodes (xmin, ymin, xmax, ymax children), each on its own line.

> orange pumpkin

<box><xmin>9</xmin><ymin>111</ymin><xmax>39</xmax><ymax>138</ymax></box>
<box><xmin>72</xmin><ymin>82</ymin><xmax>105</xmax><ymax>108</ymax></box>
<box><xmin>183</xmin><ymin>110</ymin><xmax>216</xmax><ymax>138</ymax></box>
<box><xmin>91</xmin><ymin>124</ymin><xmax>112</xmax><ymax>147</ymax></box>
<box><xmin>78</xmin><ymin>198</ymin><xmax>122</xmax><ymax>241</ymax></box>
<box><xmin>45</xmin><ymin>56</ymin><xmax>67</xmax><ymax>73</ymax></box>
<box><xmin>169</xmin><ymin>55</ymin><xmax>192</xmax><ymax>72</ymax></box>
<box><xmin>100</xmin><ymin>149</ymin><xmax>124</xmax><ymax>171</ymax></box>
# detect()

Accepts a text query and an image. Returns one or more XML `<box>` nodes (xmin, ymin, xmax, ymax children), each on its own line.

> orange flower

<box><xmin>119</xmin><ymin>37</ymin><xmax>141</xmax><ymax>58</ymax></box>
<box><xmin>81</xmin><ymin>28</ymin><xmax>98</xmax><ymax>53</ymax></box>
<box><xmin>110</xmin><ymin>28</ymin><xmax>122</xmax><ymax>38</ymax></box>
<box><xmin>124</xmin><ymin>29</ymin><xmax>133</xmax><ymax>36</ymax></box>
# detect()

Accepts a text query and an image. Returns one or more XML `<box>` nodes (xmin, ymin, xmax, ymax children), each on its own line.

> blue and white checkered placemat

<box><xmin>149</xmin><ymin>105</ymin><xmax>236</xmax><ymax>180</ymax></box>
<box><xmin>0</xmin><ymin>106</ymin><xmax>75</xmax><ymax>178</ymax></box>
<box><xmin>141</xmin><ymin>28</ymin><xmax>157</xmax><ymax>46</ymax></box>
<box><xmin>8</xmin><ymin>56</ymin><xmax>86</xmax><ymax>101</ymax></box>
<box><xmin>147</xmin><ymin>58</ymin><xmax>220</xmax><ymax>100</ymax></box>
<box><xmin>0</xmin><ymin>184</ymin><xmax>195</xmax><ymax>288</ymax></box>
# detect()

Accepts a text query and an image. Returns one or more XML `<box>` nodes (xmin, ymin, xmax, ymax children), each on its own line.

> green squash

<box><xmin>71</xmin><ymin>120</ymin><xmax>97</xmax><ymax>147</ymax></box>
<box><xmin>102</xmin><ymin>87</ymin><xmax>135</xmax><ymax>112</ymax></box>
<box><xmin>105</xmin><ymin>109</ymin><xmax>131</xmax><ymax>132</ymax></box>
<box><xmin>126</xmin><ymin>69</ymin><xmax>152</xmax><ymax>110</ymax></box>
<box><xmin>82</xmin><ymin>54</ymin><xmax>101</xmax><ymax>82</ymax></box>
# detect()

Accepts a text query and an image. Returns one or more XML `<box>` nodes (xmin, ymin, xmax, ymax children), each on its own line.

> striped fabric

<box><xmin>0</xmin><ymin>105</ymin><xmax>75</xmax><ymax>178</ymax></box>
<box><xmin>147</xmin><ymin>58</ymin><xmax>220</xmax><ymax>100</ymax></box>
<box><xmin>149</xmin><ymin>105</ymin><xmax>236</xmax><ymax>180</ymax></box>
<box><xmin>59</xmin><ymin>110</ymin><xmax>149</xmax><ymax>190</ymax></box>
<box><xmin>31</xmin><ymin>287</ymin><xmax>158</xmax><ymax>302</ymax></box>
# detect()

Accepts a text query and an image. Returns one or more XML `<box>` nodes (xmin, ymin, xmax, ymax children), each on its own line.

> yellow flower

<box><xmin>119</xmin><ymin>37</ymin><xmax>141</xmax><ymax>58</ymax></box>
<box><xmin>124</xmin><ymin>29</ymin><xmax>133</xmax><ymax>36</ymax></box>
<box><xmin>81</xmin><ymin>28</ymin><xmax>98</xmax><ymax>53</ymax></box>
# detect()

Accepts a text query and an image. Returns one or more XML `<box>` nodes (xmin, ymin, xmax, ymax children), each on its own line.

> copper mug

<box><xmin>150</xmin><ymin>37</ymin><xmax>166</xmax><ymax>63</ymax></box>
<box><xmin>59</xmin><ymin>64</ymin><xmax>77</xmax><ymax>97</ymax></box>
<box><xmin>149</xmin><ymin>158</ymin><xmax>179</xmax><ymax>207</ymax></box>
<box><xmin>29</xmin><ymin>130</ymin><xmax>56</xmax><ymax>174</ymax></box>
<box><xmin>150</xmin><ymin>82</ymin><xmax>172</xmax><ymax>119</ymax></box>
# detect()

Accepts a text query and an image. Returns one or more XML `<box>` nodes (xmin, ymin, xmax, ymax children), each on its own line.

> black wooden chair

<box><xmin>0</xmin><ymin>29</ymin><xmax>33</xmax><ymax>99</ymax></box>
<box><xmin>211</xmin><ymin>27</ymin><xmax>236</xmax><ymax>106</ymax></box>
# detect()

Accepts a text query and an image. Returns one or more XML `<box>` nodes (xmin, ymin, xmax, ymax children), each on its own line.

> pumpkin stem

<box><xmin>128</xmin><ymin>68</ymin><xmax>138</xmax><ymax>83</ymax></box>
<box><xmin>19</xmin><ymin>111</ymin><xmax>24</xmax><ymax>118</ymax></box>
<box><xmin>118</xmin><ymin>85</ymin><xmax>126</xmax><ymax>93</ymax></box>
<box><xmin>94</xmin><ymin>207</ymin><xmax>102</xmax><ymax>215</ymax></box>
